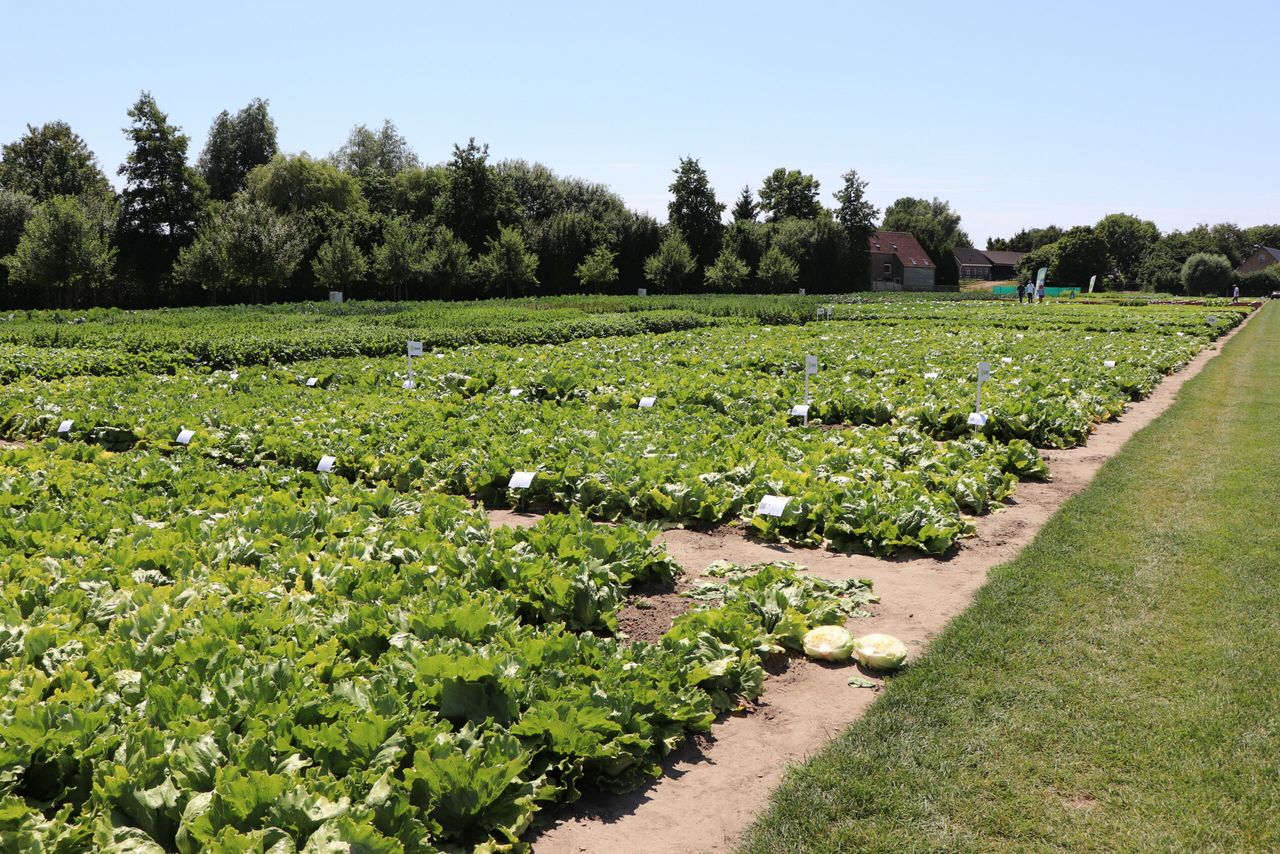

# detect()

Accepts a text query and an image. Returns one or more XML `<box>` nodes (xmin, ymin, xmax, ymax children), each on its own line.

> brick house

<box><xmin>1235</xmin><ymin>246</ymin><xmax>1280</xmax><ymax>275</ymax></box>
<box><xmin>869</xmin><ymin>230</ymin><xmax>936</xmax><ymax>290</ymax></box>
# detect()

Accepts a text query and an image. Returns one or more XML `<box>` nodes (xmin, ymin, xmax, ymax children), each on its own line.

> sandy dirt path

<box><xmin>519</xmin><ymin>313</ymin><xmax>1254</xmax><ymax>854</ymax></box>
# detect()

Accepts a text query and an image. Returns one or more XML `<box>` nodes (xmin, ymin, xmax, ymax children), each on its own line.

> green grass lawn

<box><xmin>740</xmin><ymin>303</ymin><xmax>1280</xmax><ymax>853</ymax></box>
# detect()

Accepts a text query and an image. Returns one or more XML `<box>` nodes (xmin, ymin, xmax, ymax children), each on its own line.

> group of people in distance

<box><xmin>1015</xmin><ymin>280</ymin><xmax>1046</xmax><ymax>304</ymax></box>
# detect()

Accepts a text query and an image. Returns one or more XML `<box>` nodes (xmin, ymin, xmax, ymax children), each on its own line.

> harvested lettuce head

<box><xmin>855</xmin><ymin>633</ymin><xmax>908</xmax><ymax>671</ymax></box>
<box><xmin>801</xmin><ymin>625</ymin><xmax>855</xmax><ymax>662</ymax></box>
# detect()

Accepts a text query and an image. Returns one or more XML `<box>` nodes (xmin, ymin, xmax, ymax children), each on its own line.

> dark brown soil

<box><xmin>616</xmin><ymin>577</ymin><xmax>694</xmax><ymax>645</ymax></box>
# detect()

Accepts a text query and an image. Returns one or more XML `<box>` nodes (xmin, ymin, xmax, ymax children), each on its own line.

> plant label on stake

<box><xmin>973</xmin><ymin>361</ymin><xmax>991</xmax><ymax>431</ymax></box>
<box><xmin>638</xmin><ymin>396</ymin><xmax>656</xmax><ymax>408</ymax></box>
<box><xmin>405</xmin><ymin>340</ymin><xmax>423</xmax><ymax>389</ymax></box>
<box><xmin>924</xmin><ymin>371</ymin><xmax>939</xmax><ymax>380</ymax></box>
<box><xmin>316</xmin><ymin>455</ymin><xmax>336</xmax><ymax>473</ymax></box>
<box><xmin>1104</xmin><ymin>360</ymin><xmax>1116</xmax><ymax>368</ymax></box>
<box><xmin>509</xmin><ymin>471</ymin><xmax>535</xmax><ymax>489</ymax></box>
<box><xmin>804</xmin><ymin>353</ymin><xmax>818</xmax><ymax>411</ymax></box>
<box><xmin>757</xmin><ymin>495</ymin><xmax>791</xmax><ymax>517</ymax></box>
<box><xmin>57</xmin><ymin>419</ymin><xmax>73</xmax><ymax>435</ymax></box>
<box><xmin>175</xmin><ymin>428</ymin><xmax>194</xmax><ymax>445</ymax></box>
<box><xmin>798</xmin><ymin>287</ymin><xmax>805</xmax><ymax>296</ymax></box>
<box><xmin>305</xmin><ymin>377</ymin><xmax>318</xmax><ymax>387</ymax></box>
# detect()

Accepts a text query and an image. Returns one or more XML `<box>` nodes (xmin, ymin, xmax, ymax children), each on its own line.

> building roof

<box><xmin>869</xmin><ymin>230</ymin><xmax>934</xmax><ymax>267</ymax></box>
<box><xmin>983</xmin><ymin>250</ymin><xmax>1027</xmax><ymax>267</ymax></box>
<box><xmin>1235</xmin><ymin>246</ymin><xmax>1280</xmax><ymax>273</ymax></box>
<box><xmin>952</xmin><ymin>246</ymin><xmax>992</xmax><ymax>266</ymax></box>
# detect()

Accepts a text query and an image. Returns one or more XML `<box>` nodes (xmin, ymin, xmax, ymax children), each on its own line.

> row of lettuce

<box><xmin>0</xmin><ymin>295</ymin><xmax>1241</xmax><ymax>379</ymax></box>
<box><xmin>0</xmin><ymin>305</ymin><xmax>1246</xmax><ymax>556</ymax></box>
<box><xmin>0</xmin><ymin>442</ymin><xmax>876</xmax><ymax>852</ymax></box>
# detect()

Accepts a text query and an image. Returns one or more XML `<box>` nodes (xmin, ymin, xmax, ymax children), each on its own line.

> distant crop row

<box><xmin>0</xmin><ymin>302</ymin><xmax>1245</xmax><ymax>556</ymax></box>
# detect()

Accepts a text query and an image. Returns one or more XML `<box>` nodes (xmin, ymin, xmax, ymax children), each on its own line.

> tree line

<box><xmin>988</xmin><ymin>216</ymin><xmax>1280</xmax><ymax>297</ymax></box>
<box><xmin>0</xmin><ymin>95</ymin><xmax>888</xmax><ymax>309</ymax></box>
<box><xmin>3</xmin><ymin>93</ymin><xmax>1273</xmax><ymax>309</ymax></box>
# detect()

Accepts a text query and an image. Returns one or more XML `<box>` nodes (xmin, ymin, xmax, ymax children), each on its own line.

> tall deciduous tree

<box><xmin>1094</xmin><ymin>213</ymin><xmax>1160</xmax><ymax>284</ymax></box>
<box><xmin>833</xmin><ymin>169</ymin><xmax>877</xmax><ymax>287</ymax></box>
<box><xmin>576</xmin><ymin>246</ymin><xmax>619</xmax><ymax>291</ymax></box>
<box><xmin>757</xmin><ymin>245</ymin><xmax>799</xmax><ymax>290</ymax></box>
<box><xmin>1050</xmin><ymin>226</ymin><xmax>1108</xmax><ymax>286</ymax></box>
<box><xmin>5</xmin><ymin>195</ymin><xmax>116</xmax><ymax>308</ymax></box>
<box><xmin>423</xmin><ymin>226</ymin><xmax>471</xmax><ymax>300</ymax></box>
<box><xmin>372</xmin><ymin>216</ymin><xmax>430</xmax><ymax>300</ymax></box>
<box><xmin>472</xmin><ymin>224</ymin><xmax>538</xmax><ymax>297</ymax></box>
<box><xmin>333</xmin><ymin>120</ymin><xmax>420</xmax><ymax>176</ymax></box>
<box><xmin>1136</xmin><ymin>242</ymin><xmax>1182</xmax><ymax>293</ymax></box>
<box><xmin>197</xmin><ymin>98</ymin><xmax>279</xmax><ymax>201</ymax></box>
<box><xmin>643</xmin><ymin>231</ymin><xmax>696</xmax><ymax>292</ymax></box>
<box><xmin>0</xmin><ymin>121</ymin><xmax>112</xmax><ymax>201</ymax></box>
<box><xmin>1180</xmin><ymin>252</ymin><xmax>1233</xmax><ymax>296</ymax></box>
<box><xmin>758</xmin><ymin>168</ymin><xmax>821</xmax><ymax>221</ymax></box>
<box><xmin>704</xmin><ymin>248</ymin><xmax>749</xmax><ymax>291</ymax></box>
<box><xmin>731</xmin><ymin>185</ymin><xmax>758</xmax><ymax>222</ymax></box>
<box><xmin>440</xmin><ymin>138</ymin><xmax>515</xmax><ymax>252</ymax></box>
<box><xmin>174</xmin><ymin>197</ymin><xmax>306</xmax><ymax>304</ymax></box>
<box><xmin>0</xmin><ymin>190</ymin><xmax>36</xmax><ymax>298</ymax></box>
<box><xmin>312</xmin><ymin>230</ymin><xmax>368</xmax><ymax>294</ymax></box>
<box><xmin>987</xmin><ymin>225</ymin><xmax>1063</xmax><ymax>253</ymax></box>
<box><xmin>667</xmin><ymin>157</ymin><xmax>724</xmax><ymax>270</ymax></box>
<box><xmin>117</xmin><ymin>92</ymin><xmax>206</xmax><ymax>291</ymax></box>
<box><xmin>245</xmin><ymin>154</ymin><xmax>365</xmax><ymax>215</ymax></box>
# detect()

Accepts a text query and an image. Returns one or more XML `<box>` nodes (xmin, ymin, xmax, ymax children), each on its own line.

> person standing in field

<box><xmin>1036</xmin><ymin>280</ymin><xmax>1046</xmax><ymax>303</ymax></box>
<box><xmin>1016</xmin><ymin>281</ymin><xmax>1026</xmax><ymax>304</ymax></box>
<box><xmin>1232</xmin><ymin>282</ymin><xmax>1240</xmax><ymax>303</ymax></box>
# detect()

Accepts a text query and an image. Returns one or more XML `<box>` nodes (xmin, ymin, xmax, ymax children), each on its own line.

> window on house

<box><xmin>883</xmin><ymin>263</ymin><xmax>892</xmax><ymax>276</ymax></box>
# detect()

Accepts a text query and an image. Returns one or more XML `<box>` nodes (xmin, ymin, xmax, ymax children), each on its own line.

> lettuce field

<box><xmin>0</xmin><ymin>295</ymin><xmax>1249</xmax><ymax>851</ymax></box>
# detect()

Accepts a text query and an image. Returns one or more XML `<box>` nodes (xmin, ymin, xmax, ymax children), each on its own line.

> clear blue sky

<box><xmin>3</xmin><ymin>0</ymin><xmax>1276</xmax><ymax>245</ymax></box>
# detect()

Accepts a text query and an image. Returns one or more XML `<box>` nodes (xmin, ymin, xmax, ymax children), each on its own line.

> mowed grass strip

<box><xmin>740</xmin><ymin>304</ymin><xmax>1280</xmax><ymax>853</ymax></box>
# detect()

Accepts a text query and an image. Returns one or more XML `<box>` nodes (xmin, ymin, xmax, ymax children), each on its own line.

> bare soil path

<box><xmin>523</xmin><ymin>314</ymin><xmax>1253</xmax><ymax>854</ymax></box>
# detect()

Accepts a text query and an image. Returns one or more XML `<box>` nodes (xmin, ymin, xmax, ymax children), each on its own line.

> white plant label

<box><xmin>509</xmin><ymin>471</ymin><xmax>535</xmax><ymax>489</ymax></box>
<box><xmin>924</xmin><ymin>371</ymin><xmax>939</xmax><ymax>380</ymax></box>
<box><xmin>57</xmin><ymin>419</ymin><xmax>73</xmax><ymax>434</ymax></box>
<box><xmin>1001</xmin><ymin>357</ymin><xmax>1013</xmax><ymax>364</ymax></box>
<box><xmin>798</xmin><ymin>288</ymin><xmax>806</xmax><ymax>296</ymax></box>
<box><xmin>509</xmin><ymin>388</ymin><xmax>523</xmax><ymax>398</ymax></box>
<box><xmin>316</xmin><ymin>455</ymin><xmax>336</xmax><ymax>473</ymax></box>
<box><xmin>757</xmin><ymin>495</ymin><xmax>791</xmax><ymax>517</ymax></box>
<box><xmin>968</xmin><ymin>412</ymin><xmax>988</xmax><ymax>427</ymax></box>
<box><xmin>805</xmin><ymin>355</ymin><xmax>818</xmax><ymax>375</ymax></box>
<box><xmin>407</xmin><ymin>340</ymin><xmax>423</xmax><ymax>357</ymax></box>
<box><xmin>637</xmin><ymin>288</ymin><xmax>647</xmax><ymax>296</ymax></box>
<box><xmin>790</xmin><ymin>404</ymin><xmax>810</xmax><ymax>418</ymax></box>
<box><xmin>175</xmin><ymin>428</ymin><xmax>194</xmax><ymax>445</ymax></box>
<box><xmin>815</xmin><ymin>308</ymin><xmax>825</xmax><ymax>320</ymax></box>
<box><xmin>305</xmin><ymin>377</ymin><xmax>318</xmax><ymax>387</ymax></box>
<box><xmin>638</xmin><ymin>396</ymin><xmax>656</xmax><ymax>408</ymax></box>
<box><xmin>1103</xmin><ymin>360</ymin><xmax>1117</xmax><ymax>368</ymax></box>
<box><xmin>329</xmin><ymin>291</ymin><xmax>343</xmax><ymax>303</ymax></box>
<box><xmin>228</xmin><ymin>371</ymin><xmax>239</xmax><ymax>380</ymax></box>
<box><xmin>402</xmin><ymin>380</ymin><xmax>416</xmax><ymax>389</ymax></box>
<box><xmin>977</xmin><ymin>362</ymin><xmax>991</xmax><ymax>382</ymax></box>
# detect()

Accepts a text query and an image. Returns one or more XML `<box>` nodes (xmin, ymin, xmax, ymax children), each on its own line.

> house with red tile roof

<box><xmin>869</xmin><ymin>230</ymin><xmax>936</xmax><ymax>290</ymax></box>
